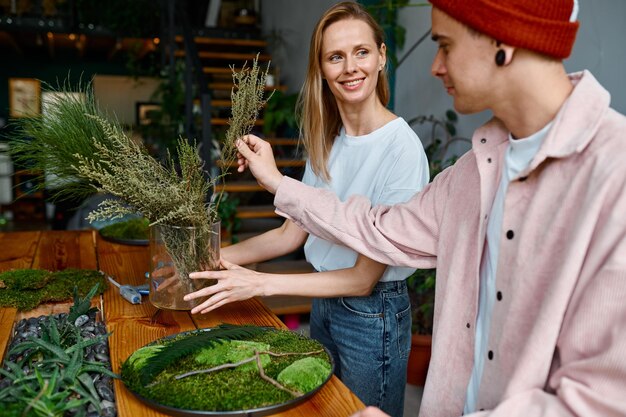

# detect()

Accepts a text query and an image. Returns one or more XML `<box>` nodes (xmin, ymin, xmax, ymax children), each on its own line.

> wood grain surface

<box><xmin>0</xmin><ymin>230</ymin><xmax>365</xmax><ymax>417</ymax></box>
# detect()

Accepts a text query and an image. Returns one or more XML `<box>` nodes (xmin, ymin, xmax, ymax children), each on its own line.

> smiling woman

<box><xmin>183</xmin><ymin>3</ymin><xmax>430</xmax><ymax>416</ymax></box>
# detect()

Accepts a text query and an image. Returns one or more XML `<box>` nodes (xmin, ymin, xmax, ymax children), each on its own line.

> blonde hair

<box><xmin>297</xmin><ymin>1</ymin><xmax>389</xmax><ymax>182</ymax></box>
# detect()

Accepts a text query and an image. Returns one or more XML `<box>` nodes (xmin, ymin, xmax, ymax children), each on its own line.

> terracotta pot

<box><xmin>407</xmin><ymin>333</ymin><xmax>432</xmax><ymax>386</ymax></box>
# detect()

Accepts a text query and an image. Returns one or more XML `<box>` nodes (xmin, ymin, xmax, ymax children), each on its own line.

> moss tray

<box><xmin>120</xmin><ymin>325</ymin><xmax>334</xmax><ymax>417</ymax></box>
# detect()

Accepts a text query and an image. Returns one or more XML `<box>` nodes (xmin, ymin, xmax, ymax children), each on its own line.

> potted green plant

<box><xmin>262</xmin><ymin>90</ymin><xmax>298</xmax><ymax>138</ymax></box>
<box><xmin>405</xmin><ymin>110</ymin><xmax>469</xmax><ymax>386</ymax></box>
<box><xmin>406</xmin><ymin>268</ymin><xmax>435</xmax><ymax>385</ymax></box>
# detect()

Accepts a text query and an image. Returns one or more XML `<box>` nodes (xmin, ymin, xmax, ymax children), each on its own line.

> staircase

<box><xmin>169</xmin><ymin>17</ymin><xmax>313</xmax><ymax>317</ymax></box>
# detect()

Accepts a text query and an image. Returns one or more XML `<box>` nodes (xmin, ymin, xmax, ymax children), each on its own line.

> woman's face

<box><xmin>320</xmin><ymin>18</ymin><xmax>385</xmax><ymax>109</ymax></box>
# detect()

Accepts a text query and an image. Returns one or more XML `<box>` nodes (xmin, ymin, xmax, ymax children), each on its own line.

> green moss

<box><xmin>277</xmin><ymin>357</ymin><xmax>332</xmax><ymax>393</ymax></box>
<box><xmin>0</xmin><ymin>269</ymin><xmax>107</xmax><ymax>310</ymax></box>
<box><xmin>99</xmin><ymin>217</ymin><xmax>149</xmax><ymax>241</ymax></box>
<box><xmin>0</xmin><ymin>269</ymin><xmax>51</xmax><ymax>290</ymax></box>
<box><xmin>195</xmin><ymin>340</ymin><xmax>270</xmax><ymax>372</ymax></box>
<box><xmin>121</xmin><ymin>328</ymin><xmax>332</xmax><ymax>412</ymax></box>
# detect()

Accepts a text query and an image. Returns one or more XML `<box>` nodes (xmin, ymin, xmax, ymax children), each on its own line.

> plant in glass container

<box><xmin>10</xmin><ymin>58</ymin><xmax>270</xmax><ymax>311</ymax></box>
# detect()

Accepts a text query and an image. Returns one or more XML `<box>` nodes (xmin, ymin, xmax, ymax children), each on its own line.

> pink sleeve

<box><xmin>273</xmin><ymin>170</ymin><xmax>452</xmax><ymax>269</ymax></box>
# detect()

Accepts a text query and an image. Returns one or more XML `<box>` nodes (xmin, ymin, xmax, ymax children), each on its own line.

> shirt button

<box><xmin>497</xmin><ymin>291</ymin><xmax>503</xmax><ymax>301</ymax></box>
<box><xmin>480</xmin><ymin>138</ymin><xmax>487</xmax><ymax>144</ymax></box>
<box><xmin>487</xmin><ymin>158</ymin><xmax>492</xmax><ymax>163</ymax></box>
<box><xmin>466</xmin><ymin>322</ymin><xmax>471</xmax><ymax>328</ymax></box>
<box><xmin>488</xmin><ymin>350</ymin><xmax>494</xmax><ymax>360</ymax></box>
<box><xmin>506</xmin><ymin>230</ymin><xmax>514</xmax><ymax>239</ymax></box>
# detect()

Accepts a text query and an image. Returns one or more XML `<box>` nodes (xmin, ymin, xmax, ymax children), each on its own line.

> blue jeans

<box><xmin>311</xmin><ymin>280</ymin><xmax>412</xmax><ymax>417</ymax></box>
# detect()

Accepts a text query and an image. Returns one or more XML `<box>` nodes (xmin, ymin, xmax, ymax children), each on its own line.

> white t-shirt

<box><xmin>301</xmin><ymin>117</ymin><xmax>429</xmax><ymax>282</ymax></box>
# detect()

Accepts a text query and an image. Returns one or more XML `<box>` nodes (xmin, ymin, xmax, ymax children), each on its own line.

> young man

<box><xmin>231</xmin><ymin>1</ymin><xmax>626</xmax><ymax>416</ymax></box>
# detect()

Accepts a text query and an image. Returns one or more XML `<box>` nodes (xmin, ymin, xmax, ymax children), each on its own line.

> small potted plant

<box><xmin>406</xmin><ymin>268</ymin><xmax>435</xmax><ymax>386</ymax></box>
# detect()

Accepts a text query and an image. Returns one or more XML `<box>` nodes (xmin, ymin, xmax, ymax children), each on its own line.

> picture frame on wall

<box><xmin>8</xmin><ymin>78</ymin><xmax>41</xmax><ymax>118</ymax></box>
<box><xmin>136</xmin><ymin>102</ymin><xmax>161</xmax><ymax>126</ymax></box>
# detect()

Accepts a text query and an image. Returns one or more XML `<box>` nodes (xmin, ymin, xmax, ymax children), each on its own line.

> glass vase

<box><xmin>149</xmin><ymin>222</ymin><xmax>220</xmax><ymax>310</ymax></box>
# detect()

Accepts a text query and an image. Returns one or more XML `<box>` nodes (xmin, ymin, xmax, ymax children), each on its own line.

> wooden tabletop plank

<box><xmin>0</xmin><ymin>307</ymin><xmax>17</xmax><ymax>363</ymax></box>
<box><xmin>96</xmin><ymin>233</ymin><xmax>150</xmax><ymax>285</ymax></box>
<box><xmin>0</xmin><ymin>231</ymin><xmax>365</xmax><ymax>416</ymax></box>
<box><xmin>0</xmin><ymin>230</ymin><xmax>40</xmax><ymax>270</ymax></box>
<box><xmin>31</xmin><ymin>230</ymin><xmax>98</xmax><ymax>271</ymax></box>
<box><xmin>191</xmin><ymin>297</ymin><xmax>286</xmax><ymax>330</ymax></box>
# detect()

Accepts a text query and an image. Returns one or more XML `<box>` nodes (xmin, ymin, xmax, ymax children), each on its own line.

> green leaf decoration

<box><xmin>68</xmin><ymin>283</ymin><xmax>100</xmax><ymax>323</ymax></box>
<box><xmin>136</xmin><ymin>324</ymin><xmax>266</xmax><ymax>385</ymax></box>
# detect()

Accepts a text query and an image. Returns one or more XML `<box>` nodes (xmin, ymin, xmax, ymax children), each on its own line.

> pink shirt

<box><xmin>274</xmin><ymin>71</ymin><xmax>626</xmax><ymax>416</ymax></box>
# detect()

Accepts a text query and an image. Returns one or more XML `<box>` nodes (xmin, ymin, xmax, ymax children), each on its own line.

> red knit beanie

<box><xmin>429</xmin><ymin>0</ymin><xmax>580</xmax><ymax>59</ymax></box>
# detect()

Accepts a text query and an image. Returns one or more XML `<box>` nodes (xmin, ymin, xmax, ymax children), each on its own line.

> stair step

<box><xmin>210</xmin><ymin>99</ymin><xmax>232</xmax><ymax>107</ymax></box>
<box><xmin>175</xmin><ymin>35</ymin><xmax>267</xmax><ymax>48</ymax></box>
<box><xmin>217</xmin><ymin>159</ymin><xmax>304</xmax><ymax>168</ymax></box>
<box><xmin>216</xmin><ymin>181</ymin><xmax>264</xmax><ymax>192</ymax></box>
<box><xmin>175</xmin><ymin>50</ymin><xmax>271</xmax><ymax>61</ymax></box>
<box><xmin>212</xmin><ymin>118</ymin><xmax>264</xmax><ymax>126</ymax></box>
<box><xmin>267</xmin><ymin>138</ymin><xmax>300</xmax><ymax>146</ymax></box>
<box><xmin>236</xmin><ymin>205</ymin><xmax>278</xmax><ymax>219</ymax></box>
<box><xmin>208</xmin><ymin>82</ymin><xmax>285</xmax><ymax>92</ymax></box>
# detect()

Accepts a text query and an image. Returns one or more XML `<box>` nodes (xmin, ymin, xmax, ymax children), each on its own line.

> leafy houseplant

<box><xmin>10</xmin><ymin>57</ymin><xmax>270</xmax><ymax>311</ymax></box>
<box><xmin>262</xmin><ymin>90</ymin><xmax>298</xmax><ymax>138</ymax></box>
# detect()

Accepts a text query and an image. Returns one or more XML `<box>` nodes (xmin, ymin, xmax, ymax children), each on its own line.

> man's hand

<box><xmin>235</xmin><ymin>134</ymin><xmax>284</xmax><ymax>194</ymax></box>
<box><xmin>349</xmin><ymin>406</ymin><xmax>391</xmax><ymax>417</ymax></box>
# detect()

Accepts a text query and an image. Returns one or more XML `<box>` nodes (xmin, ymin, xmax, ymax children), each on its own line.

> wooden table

<box><xmin>0</xmin><ymin>230</ymin><xmax>365</xmax><ymax>416</ymax></box>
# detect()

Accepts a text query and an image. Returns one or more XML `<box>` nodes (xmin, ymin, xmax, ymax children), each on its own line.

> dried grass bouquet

<box><xmin>10</xmin><ymin>57</ymin><xmax>270</xmax><ymax>309</ymax></box>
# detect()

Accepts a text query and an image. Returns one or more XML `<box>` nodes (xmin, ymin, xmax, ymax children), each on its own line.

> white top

<box><xmin>301</xmin><ymin>117</ymin><xmax>429</xmax><ymax>282</ymax></box>
<box><xmin>464</xmin><ymin>121</ymin><xmax>553</xmax><ymax>413</ymax></box>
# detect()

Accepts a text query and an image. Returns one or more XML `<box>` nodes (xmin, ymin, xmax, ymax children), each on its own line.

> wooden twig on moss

<box><xmin>255</xmin><ymin>352</ymin><xmax>303</xmax><ymax>398</ymax></box>
<box><xmin>173</xmin><ymin>348</ymin><xmax>324</xmax><ymax>381</ymax></box>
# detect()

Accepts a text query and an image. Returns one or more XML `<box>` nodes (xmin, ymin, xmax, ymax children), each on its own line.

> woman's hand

<box><xmin>183</xmin><ymin>259</ymin><xmax>265</xmax><ymax>314</ymax></box>
<box><xmin>236</xmin><ymin>135</ymin><xmax>284</xmax><ymax>194</ymax></box>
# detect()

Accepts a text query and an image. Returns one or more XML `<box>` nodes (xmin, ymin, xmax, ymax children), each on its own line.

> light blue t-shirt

<box><xmin>464</xmin><ymin>121</ymin><xmax>553</xmax><ymax>413</ymax></box>
<box><xmin>301</xmin><ymin>117</ymin><xmax>429</xmax><ymax>282</ymax></box>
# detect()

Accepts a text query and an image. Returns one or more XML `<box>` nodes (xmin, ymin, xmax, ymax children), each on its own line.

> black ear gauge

<box><xmin>495</xmin><ymin>49</ymin><xmax>506</xmax><ymax>66</ymax></box>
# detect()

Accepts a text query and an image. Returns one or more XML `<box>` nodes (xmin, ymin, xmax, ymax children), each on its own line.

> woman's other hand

<box><xmin>184</xmin><ymin>259</ymin><xmax>265</xmax><ymax>314</ymax></box>
<box><xmin>236</xmin><ymin>134</ymin><xmax>284</xmax><ymax>194</ymax></box>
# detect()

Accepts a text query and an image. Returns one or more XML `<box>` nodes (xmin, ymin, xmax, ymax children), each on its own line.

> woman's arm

<box><xmin>184</xmin><ymin>254</ymin><xmax>390</xmax><ymax>314</ymax></box>
<box><xmin>221</xmin><ymin>219</ymin><xmax>308</xmax><ymax>265</ymax></box>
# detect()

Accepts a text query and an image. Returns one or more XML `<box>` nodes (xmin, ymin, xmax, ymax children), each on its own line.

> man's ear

<box><xmin>495</xmin><ymin>41</ymin><xmax>516</xmax><ymax>66</ymax></box>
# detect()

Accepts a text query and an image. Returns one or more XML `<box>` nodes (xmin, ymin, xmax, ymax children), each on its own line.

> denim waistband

<box><xmin>371</xmin><ymin>280</ymin><xmax>407</xmax><ymax>294</ymax></box>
